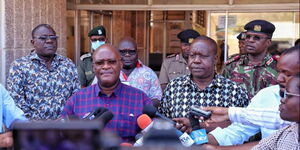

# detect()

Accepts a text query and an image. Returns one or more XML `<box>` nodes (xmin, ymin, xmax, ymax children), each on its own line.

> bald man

<box><xmin>62</xmin><ymin>44</ymin><xmax>153</xmax><ymax>143</ymax></box>
<box><xmin>118</xmin><ymin>37</ymin><xmax>162</xmax><ymax>107</ymax></box>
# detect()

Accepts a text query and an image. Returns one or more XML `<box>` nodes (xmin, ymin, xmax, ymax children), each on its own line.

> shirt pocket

<box><xmin>117</xmin><ymin>113</ymin><xmax>136</xmax><ymax>137</ymax></box>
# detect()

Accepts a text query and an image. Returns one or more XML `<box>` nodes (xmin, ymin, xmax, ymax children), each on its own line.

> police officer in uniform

<box><xmin>224</xmin><ymin>32</ymin><xmax>247</xmax><ymax>66</ymax></box>
<box><xmin>223</xmin><ymin>20</ymin><xmax>278</xmax><ymax>99</ymax></box>
<box><xmin>159</xmin><ymin>29</ymin><xmax>200</xmax><ymax>91</ymax></box>
<box><xmin>77</xmin><ymin>26</ymin><xmax>107</xmax><ymax>87</ymax></box>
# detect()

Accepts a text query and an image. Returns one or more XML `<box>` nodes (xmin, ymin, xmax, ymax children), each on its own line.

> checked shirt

<box><xmin>159</xmin><ymin>74</ymin><xmax>249</xmax><ymax>118</ymax></box>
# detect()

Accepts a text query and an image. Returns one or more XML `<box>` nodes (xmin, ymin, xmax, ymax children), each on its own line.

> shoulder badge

<box><xmin>272</xmin><ymin>54</ymin><xmax>280</xmax><ymax>61</ymax></box>
<box><xmin>224</xmin><ymin>54</ymin><xmax>240</xmax><ymax>65</ymax></box>
<box><xmin>266</xmin><ymin>57</ymin><xmax>274</xmax><ymax>66</ymax></box>
<box><xmin>80</xmin><ymin>53</ymin><xmax>92</xmax><ymax>61</ymax></box>
<box><xmin>166</xmin><ymin>53</ymin><xmax>177</xmax><ymax>58</ymax></box>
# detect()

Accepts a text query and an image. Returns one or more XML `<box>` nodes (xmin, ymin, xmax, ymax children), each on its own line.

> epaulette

<box><xmin>272</xmin><ymin>54</ymin><xmax>280</xmax><ymax>61</ymax></box>
<box><xmin>224</xmin><ymin>54</ymin><xmax>240</xmax><ymax>65</ymax></box>
<box><xmin>80</xmin><ymin>53</ymin><xmax>92</xmax><ymax>61</ymax></box>
<box><xmin>266</xmin><ymin>55</ymin><xmax>279</xmax><ymax>65</ymax></box>
<box><xmin>167</xmin><ymin>53</ymin><xmax>177</xmax><ymax>58</ymax></box>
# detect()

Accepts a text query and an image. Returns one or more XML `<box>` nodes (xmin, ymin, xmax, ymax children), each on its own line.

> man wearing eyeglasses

<box><xmin>62</xmin><ymin>44</ymin><xmax>153</xmax><ymax>143</ymax></box>
<box><xmin>6</xmin><ymin>24</ymin><xmax>80</xmax><ymax>120</ymax></box>
<box><xmin>78</xmin><ymin>26</ymin><xmax>107</xmax><ymax>87</ymax></box>
<box><xmin>117</xmin><ymin>37</ymin><xmax>162</xmax><ymax>107</ymax></box>
<box><xmin>223</xmin><ymin>20</ymin><xmax>278</xmax><ymax>99</ymax></box>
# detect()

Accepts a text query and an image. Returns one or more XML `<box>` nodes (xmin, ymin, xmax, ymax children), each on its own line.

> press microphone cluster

<box><xmin>81</xmin><ymin>107</ymin><xmax>114</xmax><ymax>126</ymax></box>
<box><xmin>189</xmin><ymin>105</ymin><xmax>209</xmax><ymax>145</ymax></box>
<box><xmin>140</xmin><ymin>105</ymin><xmax>194</xmax><ymax>147</ymax></box>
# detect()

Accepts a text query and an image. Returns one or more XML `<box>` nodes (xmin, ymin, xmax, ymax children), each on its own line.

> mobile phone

<box><xmin>190</xmin><ymin>106</ymin><xmax>211</xmax><ymax>120</ymax></box>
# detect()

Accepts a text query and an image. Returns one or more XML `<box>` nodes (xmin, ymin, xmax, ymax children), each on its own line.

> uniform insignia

<box><xmin>98</xmin><ymin>29</ymin><xmax>102</xmax><ymax>35</ymax></box>
<box><xmin>167</xmin><ymin>53</ymin><xmax>177</xmax><ymax>58</ymax></box>
<box><xmin>85</xmin><ymin>71</ymin><xmax>93</xmax><ymax>76</ymax></box>
<box><xmin>241</xmin><ymin>33</ymin><xmax>246</xmax><ymax>39</ymax></box>
<box><xmin>266</xmin><ymin>57</ymin><xmax>274</xmax><ymax>65</ymax></box>
<box><xmin>80</xmin><ymin>53</ymin><xmax>92</xmax><ymax>60</ymax></box>
<box><xmin>225</xmin><ymin>54</ymin><xmax>240</xmax><ymax>65</ymax></box>
<box><xmin>188</xmin><ymin>38</ymin><xmax>194</xmax><ymax>44</ymax></box>
<box><xmin>272</xmin><ymin>54</ymin><xmax>280</xmax><ymax>61</ymax></box>
<box><xmin>254</xmin><ymin>25</ymin><xmax>261</xmax><ymax>32</ymax></box>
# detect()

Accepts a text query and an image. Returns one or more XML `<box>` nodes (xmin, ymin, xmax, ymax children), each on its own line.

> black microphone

<box><xmin>98</xmin><ymin>111</ymin><xmax>114</xmax><ymax>126</ymax></box>
<box><xmin>82</xmin><ymin>107</ymin><xmax>108</xmax><ymax>120</ymax></box>
<box><xmin>142</xmin><ymin>105</ymin><xmax>174</xmax><ymax>124</ymax></box>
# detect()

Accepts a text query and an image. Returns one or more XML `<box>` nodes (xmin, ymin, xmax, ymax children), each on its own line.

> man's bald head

<box><xmin>92</xmin><ymin>44</ymin><xmax>122</xmax><ymax>89</ymax></box>
<box><xmin>118</xmin><ymin>37</ymin><xmax>137</xmax><ymax>50</ymax></box>
<box><xmin>93</xmin><ymin>44</ymin><xmax>121</xmax><ymax>60</ymax></box>
<box><xmin>191</xmin><ymin>36</ymin><xmax>218</xmax><ymax>55</ymax></box>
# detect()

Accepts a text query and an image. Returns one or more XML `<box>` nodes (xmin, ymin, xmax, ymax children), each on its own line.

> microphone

<box><xmin>120</xmin><ymin>142</ymin><xmax>133</xmax><ymax>147</ymax></box>
<box><xmin>189</xmin><ymin>111</ymin><xmax>208</xmax><ymax>145</ymax></box>
<box><xmin>134</xmin><ymin>114</ymin><xmax>154</xmax><ymax>147</ymax></box>
<box><xmin>98</xmin><ymin>111</ymin><xmax>114</xmax><ymax>126</ymax></box>
<box><xmin>82</xmin><ymin>107</ymin><xmax>108</xmax><ymax>120</ymax></box>
<box><xmin>142</xmin><ymin>105</ymin><xmax>174</xmax><ymax>124</ymax></box>
<box><xmin>139</xmin><ymin>109</ymin><xmax>194</xmax><ymax>147</ymax></box>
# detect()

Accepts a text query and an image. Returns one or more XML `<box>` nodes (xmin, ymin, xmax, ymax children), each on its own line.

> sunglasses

<box><xmin>119</xmin><ymin>49</ymin><xmax>137</xmax><ymax>56</ymax></box>
<box><xmin>34</xmin><ymin>35</ymin><xmax>59</xmax><ymax>41</ymax></box>
<box><xmin>245</xmin><ymin>34</ymin><xmax>270</xmax><ymax>41</ymax></box>
<box><xmin>280</xmin><ymin>90</ymin><xmax>300</xmax><ymax>99</ymax></box>
<box><xmin>90</xmin><ymin>38</ymin><xmax>106</xmax><ymax>42</ymax></box>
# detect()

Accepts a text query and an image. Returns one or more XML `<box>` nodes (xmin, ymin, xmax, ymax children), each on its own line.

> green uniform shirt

<box><xmin>77</xmin><ymin>53</ymin><xmax>94</xmax><ymax>87</ymax></box>
<box><xmin>223</xmin><ymin>53</ymin><xmax>278</xmax><ymax>99</ymax></box>
<box><xmin>159</xmin><ymin>53</ymin><xmax>190</xmax><ymax>85</ymax></box>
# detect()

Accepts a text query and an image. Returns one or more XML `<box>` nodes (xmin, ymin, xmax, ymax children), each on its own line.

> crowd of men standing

<box><xmin>0</xmin><ymin>19</ymin><xmax>299</xmax><ymax>149</ymax></box>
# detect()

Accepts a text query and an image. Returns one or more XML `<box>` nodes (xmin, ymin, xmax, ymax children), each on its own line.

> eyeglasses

<box><xmin>90</xmin><ymin>38</ymin><xmax>106</xmax><ymax>42</ymax></box>
<box><xmin>93</xmin><ymin>59</ymin><xmax>119</xmax><ymax>67</ymax></box>
<box><xmin>119</xmin><ymin>49</ymin><xmax>137</xmax><ymax>56</ymax></box>
<box><xmin>281</xmin><ymin>90</ymin><xmax>300</xmax><ymax>99</ymax></box>
<box><xmin>34</xmin><ymin>35</ymin><xmax>59</xmax><ymax>41</ymax></box>
<box><xmin>245</xmin><ymin>34</ymin><xmax>270</xmax><ymax>41</ymax></box>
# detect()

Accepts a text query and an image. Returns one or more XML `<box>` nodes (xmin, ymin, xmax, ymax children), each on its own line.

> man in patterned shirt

<box><xmin>118</xmin><ymin>37</ymin><xmax>162</xmax><ymax>107</ymax></box>
<box><xmin>61</xmin><ymin>44</ymin><xmax>152</xmax><ymax>142</ymax></box>
<box><xmin>223</xmin><ymin>20</ymin><xmax>278</xmax><ymax>99</ymax></box>
<box><xmin>159</xmin><ymin>36</ymin><xmax>249</xmax><ymax>131</ymax></box>
<box><xmin>6</xmin><ymin>24</ymin><xmax>80</xmax><ymax>120</ymax></box>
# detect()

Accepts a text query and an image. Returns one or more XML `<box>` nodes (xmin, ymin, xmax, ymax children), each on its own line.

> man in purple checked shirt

<box><xmin>61</xmin><ymin>44</ymin><xmax>153</xmax><ymax>143</ymax></box>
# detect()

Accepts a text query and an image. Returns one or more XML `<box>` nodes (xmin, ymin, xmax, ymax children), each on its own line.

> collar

<box><xmin>182</xmin><ymin>74</ymin><xmax>223</xmax><ymax>89</ymax></box>
<box><xmin>240</xmin><ymin>53</ymin><xmax>273</xmax><ymax>66</ymax></box>
<box><xmin>29</xmin><ymin>50</ymin><xmax>62</xmax><ymax>62</ymax></box>
<box><xmin>178</xmin><ymin>53</ymin><xmax>188</xmax><ymax>64</ymax></box>
<box><xmin>95</xmin><ymin>80</ymin><xmax>123</xmax><ymax>97</ymax></box>
<box><xmin>136</xmin><ymin>60</ymin><xmax>143</xmax><ymax>68</ymax></box>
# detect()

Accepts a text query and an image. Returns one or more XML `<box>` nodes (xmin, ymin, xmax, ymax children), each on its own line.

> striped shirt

<box><xmin>229</xmin><ymin>107</ymin><xmax>291</xmax><ymax>130</ymax></box>
<box><xmin>61</xmin><ymin>82</ymin><xmax>153</xmax><ymax>142</ymax></box>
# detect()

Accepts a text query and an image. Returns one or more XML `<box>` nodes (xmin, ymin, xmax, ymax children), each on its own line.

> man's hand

<box><xmin>0</xmin><ymin>131</ymin><xmax>13</xmax><ymax>147</ymax></box>
<box><xmin>200</xmin><ymin>144</ymin><xmax>219</xmax><ymax>150</ymax></box>
<box><xmin>200</xmin><ymin>107</ymin><xmax>230</xmax><ymax>126</ymax></box>
<box><xmin>172</xmin><ymin>117</ymin><xmax>193</xmax><ymax>133</ymax></box>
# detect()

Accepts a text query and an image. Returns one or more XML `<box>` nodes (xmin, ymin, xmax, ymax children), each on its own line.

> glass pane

<box><xmin>166</xmin><ymin>22</ymin><xmax>185</xmax><ymax>54</ymax></box>
<box><xmin>210</xmin><ymin>12</ymin><xmax>300</xmax><ymax>72</ymax></box>
<box><xmin>79</xmin><ymin>0</ymin><xmax>148</xmax><ymax>4</ymax></box>
<box><xmin>66</xmin><ymin>10</ymin><xmax>75</xmax><ymax>61</ymax></box>
<box><xmin>152</xmin><ymin>0</ymin><xmax>228</xmax><ymax>4</ymax></box>
<box><xmin>149</xmin><ymin>22</ymin><xmax>163</xmax><ymax>71</ymax></box>
<box><xmin>235</xmin><ymin>0</ymin><xmax>298</xmax><ymax>4</ymax></box>
<box><xmin>80</xmin><ymin>10</ymin><xmax>91</xmax><ymax>55</ymax></box>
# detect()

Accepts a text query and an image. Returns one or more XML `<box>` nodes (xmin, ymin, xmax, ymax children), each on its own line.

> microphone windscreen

<box><xmin>120</xmin><ymin>142</ymin><xmax>133</xmax><ymax>147</ymax></box>
<box><xmin>142</xmin><ymin>105</ymin><xmax>157</xmax><ymax>118</ymax></box>
<box><xmin>137</xmin><ymin>114</ymin><xmax>152</xmax><ymax>129</ymax></box>
<box><xmin>99</xmin><ymin>111</ymin><xmax>114</xmax><ymax>125</ymax></box>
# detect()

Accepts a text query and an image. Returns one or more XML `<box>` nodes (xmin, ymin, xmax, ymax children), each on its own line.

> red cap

<box><xmin>137</xmin><ymin>114</ymin><xmax>152</xmax><ymax>129</ymax></box>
